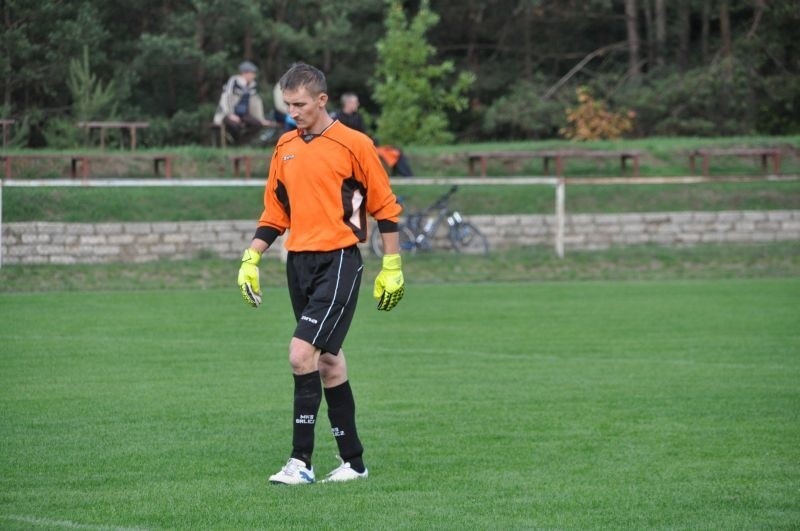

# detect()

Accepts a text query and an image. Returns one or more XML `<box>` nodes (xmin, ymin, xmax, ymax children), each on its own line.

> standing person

<box><xmin>333</xmin><ymin>92</ymin><xmax>415</xmax><ymax>177</ymax></box>
<box><xmin>237</xmin><ymin>63</ymin><xmax>406</xmax><ymax>485</ymax></box>
<box><xmin>213</xmin><ymin>61</ymin><xmax>277</xmax><ymax>145</ymax></box>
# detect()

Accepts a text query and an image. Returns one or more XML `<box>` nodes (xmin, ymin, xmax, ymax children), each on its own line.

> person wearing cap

<box><xmin>213</xmin><ymin>61</ymin><xmax>278</xmax><ymax>145</ymax></box>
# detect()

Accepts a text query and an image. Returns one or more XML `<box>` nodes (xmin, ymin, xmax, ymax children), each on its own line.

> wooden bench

<box><xmin>1</xmin><ymin>119</ymin><xmax>15</xmax><ymax>148</ymax></box>
<box><xmin>229</xmin><ymin>154</ymin><xmax>271</xmax><ymax>178</ymax></box>
<box><xmin>688</xmin><ymin>147</ymin><xmax>782</xmax><ymax>176</ymax></box>
<box><xmin>77</xmin><ymin>121</ymin><xmax>150</xmax><ymax>150</ymax></box>
<box><xmin>1</xmin><ymin>153</ymin><xmax>173</xmax><ymax>179</ymax></box>
<box><xmin>77</xmin><ymin>154</ymin><xmax>173</xmax><ymax>179</ymax></box>
<box><xmin>467</xmin><ymin>149</ymin><xmax>642</xmax><ymax>177</ymax></box>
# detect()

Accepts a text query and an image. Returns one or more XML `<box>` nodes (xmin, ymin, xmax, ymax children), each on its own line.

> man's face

<box><xmin>343</xmin><ymin>96</ymin><xmax>359</xmax><ymax>114</ymax></box>
<box><xmin>283</xmin><ymin>86</ymin><xmax>329</xmax><ymax>131</ymax></box>
<box><xmin>241</xmin><ymin>71</ymin><xmax>256</xmax><ymax>84</ymax></box>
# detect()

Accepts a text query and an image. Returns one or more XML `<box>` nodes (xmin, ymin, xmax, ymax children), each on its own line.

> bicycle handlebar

<box><xmin>430</xmin><ymin>185</ymin><xmax>458</xmax><ymax>210</ymax></box>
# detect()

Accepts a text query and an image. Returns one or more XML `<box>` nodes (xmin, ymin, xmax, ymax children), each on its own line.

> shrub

<box><xmin>560</xmin><ymin>87</ymin><xmax>634</xmax><ymax>141</ymax></box>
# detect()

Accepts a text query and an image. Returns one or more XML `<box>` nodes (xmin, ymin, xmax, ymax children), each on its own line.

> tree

<box><xmin>625</xmin><ymin>0</ymin><xmax>641</xmax><ymax>80</ymax></box>
<box><xmin>371</xmin><ymin>0</ymin><xmax>473</xmax><ymax>145</ymax></box>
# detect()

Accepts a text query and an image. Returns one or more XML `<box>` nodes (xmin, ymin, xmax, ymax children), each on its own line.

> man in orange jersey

<box><xmin>237</xmin><ymin>63</ymin><xmax>405</xmax><ymax>485</ymax></box>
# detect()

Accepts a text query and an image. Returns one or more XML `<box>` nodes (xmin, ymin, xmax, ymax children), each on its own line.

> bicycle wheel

<box><xmin>449</xmin><ymin>221</ymin><xmax>489</xmax><ymax>254</ymax></box>
<box><xmin>370</xmin><ymin>223</ymin><xmax>417</xmax><ymax>257</ymax></box>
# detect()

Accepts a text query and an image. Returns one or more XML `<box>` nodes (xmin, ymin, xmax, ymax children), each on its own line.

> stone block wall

<box><xmin>2</xmin><ymin>210</ymin><xmax>798</xmax><ymax>265</ymax></box>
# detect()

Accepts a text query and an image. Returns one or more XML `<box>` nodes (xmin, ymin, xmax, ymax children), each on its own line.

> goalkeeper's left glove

<box><xmin>373</xmin><ymin>253</ymin><xmax>404</xmax><ymax>311</ymax></box>
<box><xmin>237</xmin><ymin>248</ymin><xmax>262</xmax><ymax>308</ymax></box>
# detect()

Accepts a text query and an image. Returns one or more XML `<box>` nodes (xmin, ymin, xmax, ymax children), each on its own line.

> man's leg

<box><xmin>268</xmin><ymin>337</ymin><xmax>320</xmax><ymax>485</ymax></box>
<box><xmin>319</xmin><ymin>350</ymin><xmax>367</xmax><ymax>478</ymax></box>
<box><xmin>289</xmin><ymin>338</ymin><xmax>322</xmax><ymax>468</ymax></box>
<box><xmin>222</xmin><ymin>116</ymin><xmax>244</xmax><ymax>143</ymax></box>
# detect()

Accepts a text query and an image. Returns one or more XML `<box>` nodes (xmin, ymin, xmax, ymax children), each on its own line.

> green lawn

<box><xmin>2</xmin><ymin>278</ymin><xmax>798</xmax><ymax>529</ymax></box>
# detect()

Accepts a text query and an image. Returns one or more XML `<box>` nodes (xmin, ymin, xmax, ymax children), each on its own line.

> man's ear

<box><xmin>318</xmin><ymin>93</ymin><xmax>329</xmax><ymax>108</ymax></box>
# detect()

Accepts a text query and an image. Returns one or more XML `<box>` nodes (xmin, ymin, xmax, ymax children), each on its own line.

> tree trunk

<box><xmin>194</xmin><ymin>13</ymin><xmax>207</xmax><ymax>105</ymax></box>
<box><xmin>3</xmin><ymin>2</ymin><xmax>11</xmax><ymax>109</ymax></box>
<box><xmin>719</xmin><ymin>0</ymin><xmax>733</xmax><ymax>78</ymax></box>
<box><xmin>642</xmin><ymin>0</ymin><xmax>655</xmax><ymax>71</ymax></box>
<box><xmin>625</xmin><ymin>0</ymin><xmax>641</xmax><ymax>80</ymax></box>
<box><xmin>522</xmin><ymin>2</ymin><xmax>533</xmax><ymax>79</ymax></box>
<box><xmin>265</xmin><ymin>0</ymin><xmax>288</xmax><ymax>83</ymax></box>
<box><xmin>243</xmin><ymin>23</ymin><xmax>252</xmax><ymax>60</ymax></box>
<box><xmin>677</xmin><ymin>0</ymin><xmax>690</xmax><ymax>71</ymax></box>
<box><xmin>747</xmin><ymin>0</ymin><xmax>767</xmax><ymax>39</ymax></box>
<box><xmin>701</xmin><ymin>0</ymin><xmax>711</xmax><ymax>63</ymax></box>
<box><xmin>719</xmin><ymin>0</ymin><xmax>732</xmax><ymax>58</ymax></box>
<box><xmin>655</xmin><ymin>0</ymin><xmax>666</xmax><ymax>68</ymax></box>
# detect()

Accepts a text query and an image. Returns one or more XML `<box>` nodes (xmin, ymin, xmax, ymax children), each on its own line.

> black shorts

<box><xmin>286</xmin><ymin>246</ymin><xmax>364</xmax><ymax>354</ymax></box>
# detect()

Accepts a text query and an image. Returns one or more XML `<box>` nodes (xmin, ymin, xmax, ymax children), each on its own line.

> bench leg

<box><xmin>480</xmin><ymin>157</ymin><xmax>487</xmax><ymax>177</ymax></box>
<box><xmin>773</xmin><ymin>154</ymin><xmax>781</xmax><ymax>175</ymax></box>
<box><xmin>165</xmin><ymin>158</ymin><xmax>172</xmax><ymax>179</ymax></box>
<box><xmin>131</xmin><ymin>127</ymin><xmax>137</xmax><ymax>150</ymax></box>
<box><xmin>245</xmin><ymin>156</ymin><xmax>252</xmax><ymax>178</ymax></box>
<box><xmin>555</xmin><ymin>156</ymin><xmax>564</xmax><ymax>177</ymax></box>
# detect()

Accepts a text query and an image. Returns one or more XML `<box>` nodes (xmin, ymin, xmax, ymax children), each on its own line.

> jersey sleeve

<box><xmin>257</xmin><ymin>148</ymin><xmax>290</xmax><ymax>234</ymax></box>
<box><xmin>354</xmin><ymin>138</ymin><xmax>402</xmax><ymax>223</ymax></box>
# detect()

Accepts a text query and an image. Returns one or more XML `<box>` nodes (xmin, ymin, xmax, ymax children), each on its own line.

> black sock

<box><xmin>324</xmin><ymin>380</ymin><xmax>365</xmax><ymax>473</ymax></box>
<box><xmin>291</xmin><ymin>371</ymin><xmax>322</xmax><ymax>468</ymax></box>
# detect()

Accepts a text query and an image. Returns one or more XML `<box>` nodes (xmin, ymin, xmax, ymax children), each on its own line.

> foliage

<box><xmin>481</xmin><ymin>78</ymin><xmax>567</xmax><ymax>140</ymax></box>
<box><xmin>67</xmin><ymin>46</ymin><xmax>119</xmax><ymax>123</ymax></box>
<box><xmin>371</xmin><ymin>0</ymin><xmax>474</xmax><ymax>145</ymax></box>
<box><xmin>1</xmin><ymin>1</ymin><xmax>799</xmax><ymax>145</ymax></box>
<box><xmin>560</xmin><ymin>87</ymin><xmax>634</xmax><ymax>141</ymax></box>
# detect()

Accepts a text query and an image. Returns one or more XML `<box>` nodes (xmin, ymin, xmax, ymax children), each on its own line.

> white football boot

<box><xmin>269</xmin><ymin>458</ymin><xmax>315</xmax><ymax>485</ymax></box>
<box><xmin>321</xmin><ymin>457</ymin><xmax>369</xmax><ymax>483</ymax></box>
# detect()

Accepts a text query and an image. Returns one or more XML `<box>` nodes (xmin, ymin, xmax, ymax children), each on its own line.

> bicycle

<box><xmin>370</xmin><ymin>185</ymin><xmax>489</xmax><ymax>257</ymax></box>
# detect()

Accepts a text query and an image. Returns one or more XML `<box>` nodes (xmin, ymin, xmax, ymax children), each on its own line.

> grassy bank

<box><xmin>2</xmin><ymin>242</ymin><xmax>798</xmax><ymax>293</ymax></box>
<box><xmin>4</xmin><ymin>180</ymin><xmax>800</xmax><ymax>222</ymax></box>
<box><xmin>2</xmin><ymin>136</ymin><xmax>798</xmax><ymax>222</ymax></box>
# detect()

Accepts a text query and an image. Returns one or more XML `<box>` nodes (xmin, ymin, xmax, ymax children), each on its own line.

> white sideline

<box><xmin>1</xmin><ymin>514</ymin><xmax>149</xmax><ymax>531</ymax></box>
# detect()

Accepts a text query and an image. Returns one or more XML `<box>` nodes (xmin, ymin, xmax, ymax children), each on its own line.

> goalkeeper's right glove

<box><xmin>237</xmin><ymin>248</ymin><xmax>262</xmax><ymax>308</ymax></box>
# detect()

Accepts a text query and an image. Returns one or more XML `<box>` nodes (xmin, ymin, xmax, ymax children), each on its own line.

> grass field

<box><xmin>2</xmin><ymin>275</ymin><xmax>799</xmax><ymax>529</ymax></box>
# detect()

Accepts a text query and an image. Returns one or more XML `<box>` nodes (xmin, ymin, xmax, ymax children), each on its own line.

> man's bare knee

<box><xmin>319</xmin><ymin>350</ymin><xmax>348</xmax><ymax>388</ymax></box>
<box><xmin>289</xmin><ymin>337</ymin><xmax>320</xmax><ymax>375</ymax></box>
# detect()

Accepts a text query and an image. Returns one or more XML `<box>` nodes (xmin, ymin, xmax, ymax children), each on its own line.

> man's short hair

<box><xmin>279</xmin><ymin>63</ymin><xmax>327</xmax><ymax>96</ymax></box>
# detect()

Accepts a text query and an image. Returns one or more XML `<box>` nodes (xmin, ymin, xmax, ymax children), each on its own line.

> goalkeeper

<box><xmin>237</xmin><ymin>63</ymin><xmax>404</xmax><ymax>485</ymax></box>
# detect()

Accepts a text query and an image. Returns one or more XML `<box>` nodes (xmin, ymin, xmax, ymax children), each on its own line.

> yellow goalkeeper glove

<box><xmin>237</xmin><ymin>248</ymin><xmax>262</xmax><ymax>308</ymax></box>
<box><xmin>373</xmin><ymin>253</ymin><xmax>404</xmax><ymax>311</ymax></box>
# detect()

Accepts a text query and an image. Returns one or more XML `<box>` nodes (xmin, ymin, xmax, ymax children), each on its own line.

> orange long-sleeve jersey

<box><xmin>257</xmin><ymin>120</ymin><xmax>402</xmax><ymax>252</ymax></box>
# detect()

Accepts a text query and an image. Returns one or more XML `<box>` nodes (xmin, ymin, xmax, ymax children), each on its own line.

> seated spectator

<box><xmin>213</xmin><ymin>61</ymin><xmax>278</xmax><ymax>145</ymax></box>
<box><xmin>332</xmin><ymin>92</ymin><xmax>414</xmax><ymax>177</ymax></box>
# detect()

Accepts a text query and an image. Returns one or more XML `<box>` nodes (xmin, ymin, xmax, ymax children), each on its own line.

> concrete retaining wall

<box><xmin>2</xmin><ymin>210</ymin><xmax>798</xmax><ymax>265</ymax></box>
